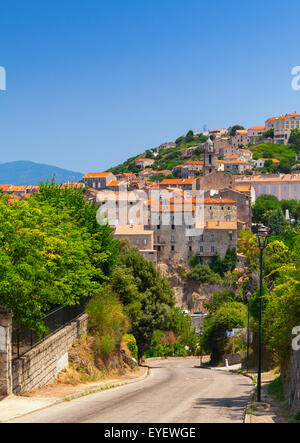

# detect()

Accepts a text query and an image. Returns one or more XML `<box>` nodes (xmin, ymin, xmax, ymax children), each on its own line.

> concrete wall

<box><xmin>11</xmin><ymin>314</ymin><xmax>88</xmax><ymax>395</ymax></box>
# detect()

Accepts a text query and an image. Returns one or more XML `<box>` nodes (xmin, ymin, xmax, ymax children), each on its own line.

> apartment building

<box><xmin>235</xmin><ymin>174</ymin><xmax>300</xmax><ymax>200</ymax></box>
<box><xmin>265</xmin><ymin>112</ymin><xmax>300</xmax><ymax>145</ymax></box>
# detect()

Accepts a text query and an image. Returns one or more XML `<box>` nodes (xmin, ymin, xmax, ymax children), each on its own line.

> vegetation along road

<box><xmin>9</xmin><ymin>359</ymin><xmax>253</xmax><ymax>423</ymax></box>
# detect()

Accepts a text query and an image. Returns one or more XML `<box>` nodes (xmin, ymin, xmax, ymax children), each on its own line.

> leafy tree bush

<box><xmin>201</xmin><ymin>302</ymin><xmax>247</xmax><ymax>365</ymax></box>
<box><xmin>0</xmin><ymin>195</ymin><xmax>99</xmax><ymax>334</ymax></box>
<box><xmin>187</xmin><ymin>263</ymin><xmax>221</xmax><ymax>283</ymax></box>
<box><xmin>210</xmin><ymin>248</ymin><xmax>237</xmax><ymax>276</ymax></box>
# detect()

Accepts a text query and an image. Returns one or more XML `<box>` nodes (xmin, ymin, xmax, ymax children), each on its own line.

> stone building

<box><xmin>83</xmin><ymin>172</ymin><xmax>116</xmax><ymax>189</ymax></box>
<box><xmin>114</xmin><ymin>224</ymin><xmax>157</xmax><ymax>267</ymax></box>
<box><xmin>230</xmin><ymin>130</ymin><xmax>250</xmax><ymax>150</ymax></box>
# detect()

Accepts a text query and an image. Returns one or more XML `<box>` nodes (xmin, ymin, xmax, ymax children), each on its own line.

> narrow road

<box><xmin>9</xmin><ymin>359</ymin><xmax>253</xmax><ymax>423</ymax></box>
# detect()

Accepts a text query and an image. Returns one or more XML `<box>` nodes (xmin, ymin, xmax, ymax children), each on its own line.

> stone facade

<box><xmin>219</xmin><ymin>188</ymin><xmax>252</xmax><ymax>230</ymax></box>
<box><xmin>200</xmin><ymin>171</ymin><xmax>234</xmax><ymax>192</ymax></box>
<box><xmin>11</xmin><ymin>314</ymin><xmax>88</xmax><ymax>395</ymax></box>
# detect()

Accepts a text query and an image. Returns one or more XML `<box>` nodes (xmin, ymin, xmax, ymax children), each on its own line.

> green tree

<box><xmin>202</xmin><ymin>302</ymin><xmax>247</xmax><ymax>365</ymax></box>
<box><xmin>110</xmin><ymin>240</ymin><xmax>176</xmax><ymax>360</ymax></box>
<box><xmin>252</xmin><ymin>194</ymin><xmax>281</xmax><ymax>223</ymax></box>
<box><xmin>187</xmin><ymin>263</ymin><xmax>221</xmax><ymax>283</ymax></box>
<box><xmin>35</xmin><ymin>181</ymin><xmax>119</xmax><ymax>281</ymax></box>
<box><xmin>185</xmin><ymin>130</ymin><xmax>194</xmax><ymax>143</ymax></box>
<box><xmin>268</xmin><ymin>208</ymin><xmax>286</xmax><ymax>236</ymax></box>
<box><xmin>0</xmin><ymin>195</ymin><xmax>99</xmax><ymax>334</ymax></box>
<box><xmin>263</xmin><ymin>129</ymin><xmax>274</xmax><ymax>139</ymax></box>
<box><xmin>230</xmin><ymin>125</ymin><xmax>245</xmax><ymax>136</ymax></box>
<box><xmin>288</xmin><ymin>128</ymin><xmax>300</xmax><ymax>154</ymax></box>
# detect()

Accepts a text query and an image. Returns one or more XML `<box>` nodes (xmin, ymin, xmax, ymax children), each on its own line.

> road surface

<box><xmin>8</xmin><ymin>359</ymin><xmax>253</xmax><ymax>423</ymax></box>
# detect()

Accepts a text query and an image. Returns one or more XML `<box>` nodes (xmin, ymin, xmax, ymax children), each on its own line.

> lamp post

<box><xmin>246</xmin><ymin>291</ymin><xmax>251</xmax><ymax>372</ymax></box>
<box><xmin>256</xmin><ymin>225</ymin><xmax>269</xmax><ymax>402</ymax></box>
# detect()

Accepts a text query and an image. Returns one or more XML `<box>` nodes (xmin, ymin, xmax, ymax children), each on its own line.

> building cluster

<box><xmin>2</xmin><ymin>111</ymin><xmax>300</xmax><ymax>270</ymax></box>
<box><xmin>82</xmin><ymin>166</ymin><xmax>253</xmax><ymax>268</ymax></box>
<box><xmin>80</xmin><ymin>111</ymin><xmax>300</xmax><ymax>267</ymax></box>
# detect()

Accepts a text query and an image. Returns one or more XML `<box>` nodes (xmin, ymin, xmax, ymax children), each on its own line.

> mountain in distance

<box><xmin>0</xmin><ymin>161</ymin><xmax>83</xmax><ymax>186</ymax></box>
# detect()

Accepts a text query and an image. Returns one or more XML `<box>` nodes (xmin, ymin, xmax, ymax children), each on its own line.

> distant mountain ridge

<box><xmin>0</xmin><ymin>161</ymin><xmax>83</xmax><ymax>186</ymax></box>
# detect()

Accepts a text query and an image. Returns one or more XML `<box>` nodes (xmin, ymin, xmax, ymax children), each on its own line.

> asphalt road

<box><xmin>9</xmin><ymin>359</ymin><xmax>253</xmax><ymax>423</ymax></box>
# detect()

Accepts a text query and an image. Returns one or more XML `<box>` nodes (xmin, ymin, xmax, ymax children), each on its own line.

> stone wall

<box><xmin>11</xmin><ymin>314</ymin><xmax>88</xmax><ymax>395</ymax></box>
<box><xmin>283</xmin><ymin>350</ymin><xmax>300</xmax><ymax>411</ymax></box>
<box><xmin>0</xmin><ymin>307</ymin><xmax>13</xmax><ymax>396</ymax></box>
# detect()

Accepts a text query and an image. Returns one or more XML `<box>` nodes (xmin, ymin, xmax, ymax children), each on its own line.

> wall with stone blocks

<box><xmin>11</xmin><ymin>314</ymin><xmax>88</xmax><ymax>395</ymax></box>
<box><xmin>283</xmin><ymin>350</ymin><xmax>300</xmax><ymax>411</ymax></box>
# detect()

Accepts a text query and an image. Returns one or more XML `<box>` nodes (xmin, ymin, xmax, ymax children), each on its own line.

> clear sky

<box><xmin>1</xmin><ymin>0</ymin><xmax>300</xmax><ymax>173</ymax></box>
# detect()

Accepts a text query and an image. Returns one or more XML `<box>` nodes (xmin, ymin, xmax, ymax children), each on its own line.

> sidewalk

<box><xmin>0</xmin><ymin>366</ymin><xmax>148</xmax><ymax>423</ymax></box>
<box><xmin>244</xmin><ymin>372</ymin><xmax>294</xmax><ymax>423</ymax></box>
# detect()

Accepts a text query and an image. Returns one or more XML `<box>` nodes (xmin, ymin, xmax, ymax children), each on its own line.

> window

<box><xmin>229</xmin><ymin>233</ymin><xmax>233</xmax><ymax>241</ymax></box>
<box><xmin>136</xmin><ymin>240</ymin><xmax>140</xmax><ymax>245</ymax></box>
<box><xmin>200</xmin><ymin>246</ymin><xmax>203</xmax><ymax>253</ymax></box>
<box><xmin>226</xmin><ymin>215</ymin><xmax>231</xmax><ymax>221</ymax></box>
<box><xmin>157</xmin><ymin>225</ymin><xmax>160</xmax><ymax>230</ymax></box>
<box><xmin>171</xmin><ymin>245</ymin><xmax>175</xmax><ymax>252</ymax></box>
<box><xmin>189</xmin><ymin>246</ymin><xmax>192</xmax><ymax>252</ymax></box>
<box><xmin>211</xmin><ymin>246</ymin><xmax>215</xmax><ymax>254</ymax></box>
<box><xmin>200</xmin><ymin>235</ymin><xmax>204</xmax><ymax>242</ymax></box>
<box><xmin>210</xmin><ymin>212</ymin><xmax>213</xmax><ymax>220</ymax></box>
<box><xmin>211</xmin><ymin>234</ymin><xmax>215</xmax><ymax>242</ymax></box>
<box><xmin>171</xmin><ymin>225</ymin><xmax>175</xmax><ymax>230</ymax></box>
<box><xmin>157</xmin><ymin>236</ymin><xmax>160</xmax><ymax>243</ymax></box>
<box><xmin>171</xmin><ymin>236</ymin><xmax>175</xmax><ymax>243</ymax></box>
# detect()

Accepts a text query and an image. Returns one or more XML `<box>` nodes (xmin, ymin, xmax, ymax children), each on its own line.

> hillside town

<box><xmin>1</xmin><ymin>112</ymin><xmax>300</xmax><ymax>273</ymax></box>
<box><xmin>1</xmin><ymin>111</ymin><xmax>300</xmax><ymax>424</ymax></box>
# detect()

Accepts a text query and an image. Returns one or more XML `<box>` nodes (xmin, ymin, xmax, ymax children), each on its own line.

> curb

<box><xmin>62</xmin><ymin>366</ymin><xmax>149</xmax><ymax>402</ymax></box>
<box><xmin>1</xmin><ymin>366</ymin><xmax>150</xmax><ymax>422</ymax></box>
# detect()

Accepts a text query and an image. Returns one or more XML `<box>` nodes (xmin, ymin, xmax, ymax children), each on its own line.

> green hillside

<box><xmin>249</xmin><ymin>142</ymin><xmax>296</xmax><ymax>161</ymax></box>
<box><xmin>249</xmin><ymin>142</ymin><xmax>297</xmax><ymax>173</ymax></box>
<box><xmin>108</xmin><ymin>131</ymin><xmax>207</xmax><ymax>174</ymax></box>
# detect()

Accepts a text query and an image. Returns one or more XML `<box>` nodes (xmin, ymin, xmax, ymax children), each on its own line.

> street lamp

<box><xmin>256</xmin><ymin>225</ymin><xmax>269</xmax><ymax>402</ymax></box>
<box><xmin>245</xmin><ymin>291</ymin><xmax>251</xmax><ymax>372</ymax></box>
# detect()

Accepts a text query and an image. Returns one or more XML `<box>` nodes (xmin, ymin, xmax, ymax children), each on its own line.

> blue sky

<box><xmin>1</xmin><ymin>0</ymin><xmax>300</xmax><ymax>173</ymax></box>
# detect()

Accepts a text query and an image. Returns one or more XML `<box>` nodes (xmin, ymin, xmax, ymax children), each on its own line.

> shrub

<box><xmin>86</xmin><ymin>289</ymin><xmax>129</xmax><ymax>356</ymax></box>
<box><xmin>123</xmin><ymin>334</ymin><xmax>138</xmax><ymax>360</ymax></box>
<box><xmin>187</xmin><ymin>263</ymin><xmax>221</xmax><ymax>284</ymax></box>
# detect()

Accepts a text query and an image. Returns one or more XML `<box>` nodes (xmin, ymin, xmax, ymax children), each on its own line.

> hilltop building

<box><xmin>265</xmin><ymin>112</ymin><xmax>300</xmax><ymax>145</ymax></box>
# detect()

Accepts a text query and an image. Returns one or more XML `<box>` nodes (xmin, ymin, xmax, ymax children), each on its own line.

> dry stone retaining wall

<box><xmin>12</xmin><ymin>314</ymin><xmax>88</xmax><ymax>395</ymax></box>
